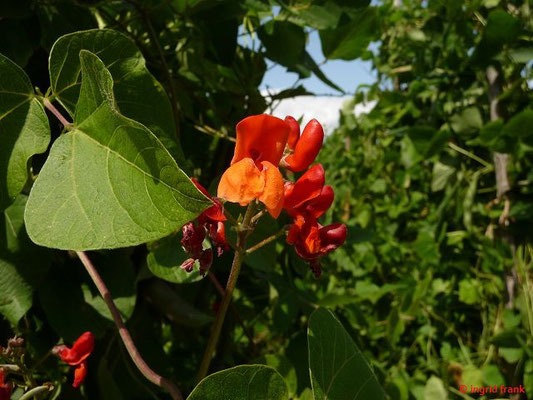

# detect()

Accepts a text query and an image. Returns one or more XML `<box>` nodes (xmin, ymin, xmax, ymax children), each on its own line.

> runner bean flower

<box><xmin>284</xmin><ymin>164</ymin><xmax>347</xmax><ymax>278</ymax></box>
<box><xmin>218</xmin><ymin>114</ymin><xmax>289</xmax><ymax>218</ymax></box>
<box><xmin>53</xmin><ymin>331</ymin><xmax>94</xmax><ymax>388</ymax></box>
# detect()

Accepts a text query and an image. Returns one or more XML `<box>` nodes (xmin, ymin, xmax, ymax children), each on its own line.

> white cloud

<box><xmin>263</xmin><ymin>93</ymin><xmax>375</xmax><ymax>134</ymax></box>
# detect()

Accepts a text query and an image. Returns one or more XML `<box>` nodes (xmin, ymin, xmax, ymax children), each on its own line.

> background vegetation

<box><xmin>0</xmin><ymin>0</ymin><xmax>532</xmax><ymax>399</ymax></box>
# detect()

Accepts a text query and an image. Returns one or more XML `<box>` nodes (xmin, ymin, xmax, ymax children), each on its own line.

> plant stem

<box><xmin>196</xmin><ymin>202</ymin><xmax>257</xmax><ymax>382</ymax></box>
<box><xmin>77</xmin><ymin>251</ymin><xmax>183</xmax><ymax>400</ymax></box>
<box><xmin>42</xmin><ymin>99</ymin><xmax>72</xmax><ymax>129</ymax></box>
<box><xmin>0</xmin><ymin>364</ymin><xmax>21</xmax><ymax>373</ymax></box>
<box><xmin>18</xmin><ymin>384</ymin><xmax>53</xmax><ymax>400</ymax></box>
<box><xmin>245</xmin><ymin>226</ymin><xmax>288</xmax><ymax>255</ymax></box>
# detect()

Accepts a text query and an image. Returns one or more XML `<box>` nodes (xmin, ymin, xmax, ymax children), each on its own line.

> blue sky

<box><xmin>259</xmin><ymin>30</ymin><xmax>377</xmax><ymax>95</ymax></box>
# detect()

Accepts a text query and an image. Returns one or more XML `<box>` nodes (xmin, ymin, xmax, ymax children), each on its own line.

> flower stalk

<box><xmin>196</xmin><ymin>202</ymin><xmax>257</xmax><ymax>383</ymax></box>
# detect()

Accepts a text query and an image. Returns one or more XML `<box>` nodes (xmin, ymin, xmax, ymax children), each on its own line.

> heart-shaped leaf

<box><xmin>308</xmin><ymin>308</ymin><xmax>385</xmax><ymax>400</ymax></box>
<box><xmin>188</xmin><ymin>365</ymin><xmax>289</xmax><ymax>400</ymax></box>
<box><xmin>49</xmin><ymin>29</ymin><xmax>184</xmax><ymax>164</ymax></box>
<box><xmin>0</xmin><ymin>53</ymin><xmax>50</xmax><ymax>210</ymax></box>
<box><xmin>25</xmin><ymin>51</ymin><xmax>210</xmax><ymax>250</ymax></box>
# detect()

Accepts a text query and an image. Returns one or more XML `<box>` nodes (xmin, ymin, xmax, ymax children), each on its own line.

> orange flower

<box><xmin>218</xmin><ymin>115</ymin><xmax>289</xmax><ymax>217</ymax></box>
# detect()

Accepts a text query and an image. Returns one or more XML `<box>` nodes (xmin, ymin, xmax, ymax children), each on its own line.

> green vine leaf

<box><xmin>0</xmin><ymin>53</ymin><xmax>50</xmax><ymax>210</ymax></box>
<box><xmin>25</xmin><ymin>51</ymin><xmax>210</xmax><ymax>250</ymax></box>
<box><xmin>48</xmin><ymin>29</ymin><xmax>185</xmax><ymax>164</ymax></box>
<box><xmin>308</xmin><ymin>308</ymin><xmax>385</xmax><ymax>400</ymax></box>
<box><xmin>188</xmin><ymin>365</ymin><xmax>289</xmax><ymax>400</ymax></box>
<box><xmin>0</xmin><ymin>195</ymin><xmax>51</xmax><ymax>325</ymax></box>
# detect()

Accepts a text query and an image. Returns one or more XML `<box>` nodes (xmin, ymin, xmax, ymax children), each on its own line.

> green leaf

<box><xmin>258</xmin><ymin>21</ymin><xmax>306</xmax><ymax>67</ymax></box>
<box><xmin>188</xmin><ymin>365</ymin><xmax>289</xmax><ymax>400</ymax></box>
<box><xmin>502</xmin><ymin>109</ymin><xmax>533</xmax><ymax>145</ymax></box>
<box><xmin>25</xmin><ymin>51</ymin><xmax>210</xmax><ymax>250</ymax></box>
<box><xmin>450</xmin><ymin>107</ymin><xmax>483</xmax><ymax>135</ymax></box>
<box><xmin>458</xmin><ymin>279</ymin><xmax>481</xmax><ymax>305</ymax></box>
<box><xmin>423</xmin><ymin>376</ymin><xmax>447</xmax><ymax>400</ymax></box>
<box><xmin>308</xmin><ymin>308</ymin><xmax>385</xmax><ymax>400</ymax></box>
<box><xmin>48</xmin><ymin>29</ymin><xmax>184</xmax><ymax>163</ymax></box>
<box><xmin>320</xmin><ymin>8</ymin><xmax>377</xmax><ymax>60</ymax></box>
<box><xmin>482</xmin><ymin>364</ymin><xmax>505</xmax><ymax>387</ymax></box>
<box><xmin>147</xmin><ymin>234</ymin><xmax>203</xmax><ymax>283</ymax></box>
<box><xmin>256</xmin><ymin>354</ymin><xmax>297</xmax><ymax>398</ymax></box>
<box><xmin>0</xmin><ymin>53</ymin><xmax>50</xmax><ymax>210</ymax></box>
<box><xmin>431</xmin><ymin>161</ymin><xmax>455</xmax><ymax>192</ymax></box>
<box><xmin>484</xmin><ymin>10</ymin><xmax>521</xmax><ymax>47</ymax></box>
<box><xmin>0</xmin><ymin>195</ymin><xmax>51</xmax><ymax>325</ymax></box>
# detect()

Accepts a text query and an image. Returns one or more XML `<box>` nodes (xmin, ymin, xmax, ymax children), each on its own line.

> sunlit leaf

<box><xmin>25</xmin><ymin>51</ymin><xmax>210</xmax><ymax>250</ymax></box>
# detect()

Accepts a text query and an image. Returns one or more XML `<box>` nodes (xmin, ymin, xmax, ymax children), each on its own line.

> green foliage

<box><xmin>0</xmin><ymin>0</ymin><xmax>531</xmax><ymax>398</ymax></box>
<box><xmin>25</xmin><ymin>51</ymin><xmax>210</xmax><ymax>250</ymax></box>
<box><xmin>308</xmin><ymin>308</ymin><xmax>385</xmax><ymax>400</ymax></box>
<box><xmin>188</xmin><ymin>365</ymin><xmax>289</xmax><ymax>400</ymax></box>
<box><xmin>0</xmin><ymin>53</ymin><xmax>50</xmax><ymax>210</ymax></box>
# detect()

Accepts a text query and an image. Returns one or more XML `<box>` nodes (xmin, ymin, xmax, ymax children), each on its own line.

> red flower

<box><xmin>53</xmin><ymin>332</ymin><xmax>94</xmax><ymax>388</ymax></box>
<box><xmin>0</xmin><ymin>369</ymin><xmax>12</xmax><ymax>400</ymax></box>
<box><xmin>218</xmin><ymin>114</ymin><xmax>289</xmax><ymax>217</ymax></box>
<box><xmin>283</xmin><ymin>164</ymin><xmax>346</xmax><ymax>277</ymax></box>
<box><xmin>287</xmin><ymin>215</ymin><xmax>347</xmax><ymax>278</ymax></box>
<box><xmin>281</xmin><ymin>118</ymin><xmax>324</xmax><ymax>172</ymax></box>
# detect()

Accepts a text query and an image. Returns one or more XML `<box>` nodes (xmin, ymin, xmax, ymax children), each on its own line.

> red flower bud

<box><xmin>199</xmin><ymin>249</ymin><xmax>213</xmax><ymax>275</ymax></box>
<box><xmin>284</xmin><ymin>116</ymin><xmax>300</xmax><ymax>150</ymax></box>
<box><xmin>282</xmin><ymin>119</ymin><xmax>324</xmax><ymax>172</ymax></box>
<box><xmin>181</xmin><ymin>222</ymin><xmax>205</xmax><ymax>257</ymax></box>
<box><xmin>180</xmin><ymin>258</ymin><xmax>196</xmax><ymax>273</ymax></box>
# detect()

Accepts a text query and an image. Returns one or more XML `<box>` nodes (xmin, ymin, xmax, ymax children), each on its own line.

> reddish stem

<box><xmin>77</xmin><ymin>251</ymin><xmax>183</xmax><ymax>400</ymax></box>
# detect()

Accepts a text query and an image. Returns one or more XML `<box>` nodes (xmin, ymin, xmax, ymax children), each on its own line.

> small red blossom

<box><xmin>281</xmin><ymin>118</ymin><xmax>324</xmax><ymax>172</ymax></box>
<box><xmin>53</xmin><ymin>331</ymin><xmax>94</xmax><ymax>388</ymax></box>
<box><xmin>0</xmin><ymin>369</ymin><xmax>12</xmax><ymax>400</ymax></box>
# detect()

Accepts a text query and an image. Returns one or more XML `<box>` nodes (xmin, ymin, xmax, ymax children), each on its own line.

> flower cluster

<box><xmin>53</xmin><ymin>331</ymin><xmax>94</xmax><ymax>388</ymax></box>
<box><xmin>180</xmin><ymin>179</ymin><xmax>229</xmax><ymax>275</ymax></box>
<box><xmin>217</xmin><ymin>114</ymin><xmax>347</xmax><ymax>277</ymax></box>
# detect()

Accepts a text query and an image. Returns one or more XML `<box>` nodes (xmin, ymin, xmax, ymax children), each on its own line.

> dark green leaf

<box><xmin>48</xmin><ymin>29</ymin><xmax>184</xmax><ymax>163</ymax></box>
<box><xmin>320</xmin><ymin>8</ymin><xmax>377</xmax><ymax>60</ymax></box>
<box><xmin>258</xmin><ymin>21</ymin><xmax>306</xmax><ymax>67</ymax></box>
<box><xmin>308</xmin><ymin>308</ymin><xmax>385</xmax><ymax>400</ymax></box>
<box><xmin>0</xmin><ymin>53</ymin><xmax>50</xmax><ymax>210</ymax></box>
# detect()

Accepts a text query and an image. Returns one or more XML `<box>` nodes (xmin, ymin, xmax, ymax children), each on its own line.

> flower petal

<box><xmin>60</xmin><ymin>332</ymin><xmax>94</xmax><ymax>366</ymax></box>
<box><xmin>72</xmin><ymin>361</ymin><xmax>88</xmax><ymax>388</ymax></box>
<box><xmin>218</xmin><ymin>158</ymin><xmax>264</xmax><ymax>206</ymax></box>
<box><xmin>284</xmin><ymin>164</ymin><xmax>325</xmax><ymax>213</ymax></box>
<box><xmin>285</xmin><ymin>116</ymin><xmax>300</xmax><ymax>150</ymax></box>
<box><xmin>258</xmin><ymin>161</ymin><xmax>285</xmax><ymax>218</ymax></box>
<box><xmin>319</xmin><ymin>223</ymin><xmax>347</xmax><ymax>254</ymax></box>
<box><xmin>304</xmin><ymin>185</ymin><xmax>334</xmax><ymax>218</ymax></box>
<box><xmin>232</xmin><ymin>115</ymin><xmax>289</xmax><ymax>166</ymax></box>
<box><xmin>283</xmin><ymin>119</ymin><xmax>323</xmax><ymax>172</ymax></box>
